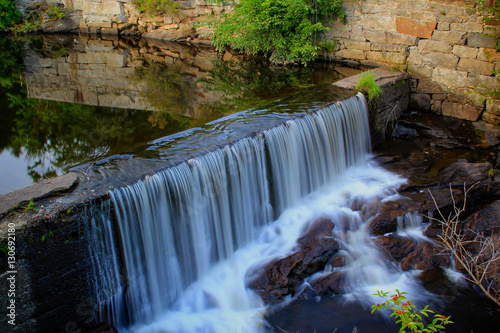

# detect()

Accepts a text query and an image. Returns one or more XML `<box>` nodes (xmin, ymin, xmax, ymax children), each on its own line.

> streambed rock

<box><xmin>375</xmin><ymin>236</ymin><xmax>450</xmax><ymax>272</ymax></box>
<box><xmin>247</xmin><ymin>218</ymin><xmax>339</xmax><ymax>304</ymax></box>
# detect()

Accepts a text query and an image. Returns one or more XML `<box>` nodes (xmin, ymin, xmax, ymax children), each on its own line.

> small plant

<box><xmin>319</xmin><ymin>40</ymin><xmax>337</xmax><ymax>53</ymax></box>
<box><xmin>371</xmin><ymin>290</ymin><xmax>453</xmax><ymax>332</ymax></box>
<box><xmin>355</xmin><ymin>72</ymin><xmax>383</xmax><ymax>102</ymax></box>
<box><xmin>488</xmin><ymin>161</ymin><xmax>500</xmax><ymax>179</ymax></box>
<box><xmin>46</xmin><ymin>4</ymin><xmax>65</xmax><ymax>21</ymax></box>
<box><xmin>24</xmin><ymin>200</ymin><xmax>37</xmax><ymax>213</ymax></box>
<box><xmin>132</xmin><ymin>0</ymin><xmax>178</xmax><ymax>16</ymax></box>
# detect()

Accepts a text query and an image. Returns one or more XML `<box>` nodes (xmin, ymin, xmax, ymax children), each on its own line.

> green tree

<box><xmin>0</xmin><ymin>0</ymin><xmax>23</xmax><ymax>31</ymax></box>
<box><xmin>209</xmin><ymin>0</ymin><xmax>345</xmax><ymax>64</ymax></box>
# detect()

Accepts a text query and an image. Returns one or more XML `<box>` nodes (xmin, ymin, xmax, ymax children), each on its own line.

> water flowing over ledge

<box><xmin>86</xmin><ymin>93</ymin><xmax>419</xmax><ymax>332</ymax></box>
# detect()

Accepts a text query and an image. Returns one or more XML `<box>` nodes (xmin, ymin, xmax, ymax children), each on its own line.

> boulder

<box><xmin>247</xmin><ymin>218</ymin><xmax>339</xmax><ymax>304</ymax></box>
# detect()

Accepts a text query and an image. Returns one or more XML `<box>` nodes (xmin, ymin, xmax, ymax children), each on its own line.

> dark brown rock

<box><xmin>400</xmin><ymin>241</ymin><xmax>450</xmax><ymax>271</ymax></box>
<box><xmin>367</xmin><ymin>199</ymin><xmax>422</xmax><ymax>236</ymax></box>
<box><xmin>375</xmin><ymin>235</ymin><xmax>416</xmax><ymax>261</ymax></box>
<box><xmin>465</xmin><ymin>200</ymin><xmax>500</xmax><ymax>236</ymax></box>
<box><xmin>309</xmin><ymin>271</ymin><xmax>347</xmax><ymax>296</ymax></box>
<box><xmin>375</xmin><ymin>235</ymin><xmax>450</xmax><ymax>272</ymax></box>
<box><xmin>247</xmin><ymin>218</ymin><xmax>339</xmax><ymax>304</ymax></box>
<box><xmin>438</xmin><ymin>162</ymin><xmax>490</xmax><ymax>185</ymax></box>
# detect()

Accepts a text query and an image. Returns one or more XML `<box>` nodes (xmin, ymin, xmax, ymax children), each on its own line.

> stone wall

<box><xmin>19</xmin><ymin>0</ymin><xmax>500</xmax><ymax>125</ymax></box>
<box><xmin>23</xmin><ymin>34</ymin><xmax>223</xmax><ymax>119</ymax></box>
<box><xmin>19</xmin><ymin>0</ymin><xmax>227</xmax><ymax>43</ymax></box>
<box><xmin>327</xmin><ymin>0</ymin><xmax>500</xmax><ymax>125</ymax></box>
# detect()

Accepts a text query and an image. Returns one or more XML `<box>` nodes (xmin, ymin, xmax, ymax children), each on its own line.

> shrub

<box><xmin>209</xmin><ymin>0</ymin><xmax>345</xmax><ymax>64</ymax></box>
<box><xmin>0</xmin><ymin>0</ymin><xmax>23</xmax><ymax>31</ymax></box>
<box><xmin>372</xmin><ymin>290</ymin><xmax>453</xmax><ymax>333</ymax></box>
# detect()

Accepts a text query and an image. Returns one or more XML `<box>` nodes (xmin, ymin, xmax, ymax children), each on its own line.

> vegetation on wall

<box><xmin>209</xmin><ymin>0</ymin><xmax>346</xmax><ymax>64</ymax></box>
<box><xmin>132</xmin><ymin>0</ymin><xmax>178</xmax><ymax>16</ymax></box>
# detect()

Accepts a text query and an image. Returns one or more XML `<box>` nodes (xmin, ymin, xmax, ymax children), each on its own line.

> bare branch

<box><xmin>428</xmin><ymin>183</ymin><xmax>500</xmax><ymax>308</ymax></box>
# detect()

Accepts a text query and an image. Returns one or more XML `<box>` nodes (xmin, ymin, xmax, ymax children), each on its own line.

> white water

<box><xmin>87</xmin><ymin>93</ymin><xmax>430</xmax><ymax>332</ymax></box>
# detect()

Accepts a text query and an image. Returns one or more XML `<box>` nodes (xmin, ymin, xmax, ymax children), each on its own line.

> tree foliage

<box><xmin>0</xmin><ymin>0</ymin><xmax>23</xmax><ymax>31</ymax></box>
<box><xmin>210</xmin><ymin>0</ymin><xmax>345</xmax><ymax>64</ymax></box>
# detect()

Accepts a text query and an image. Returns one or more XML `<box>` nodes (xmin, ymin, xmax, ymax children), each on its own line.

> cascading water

<box><xmin>87</xmin><ymin>93</ymin><xmax>424</xmax><ymax>332</ymax></box>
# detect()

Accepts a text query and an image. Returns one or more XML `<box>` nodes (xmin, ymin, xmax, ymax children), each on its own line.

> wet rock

<box><xmin>247</xmin><ymin>218</ymin><xmax>339</xmax><ymax>304</ymax></box>
<box><xmin>400</xmin><ymin>241</ymin><xmax>450</xmax><ymax>271</ymax></box>
<box><xmin>308</xmin><ymin>271</ymin><xmax>347</xmax><ymax>296</ymax></box>
<box><xmin>375</xmin><ymin>235</ymin><xmax>416</xmax><ymax>261</ymax></box>
<box><xmin>465</xmin><ymin>200</ymin><xmax>500</xmax><ymax>236</ymax></box>
<box><xmin>409</xmin><ymin>93</ymin><xmax>431</xmax><ymax>111</ymax></box>
<box><xmin>438</xmin><ymin>162</ymin><xmax>490</xmax><ymax>184</ymax></box>
<box><xmin>392</xmin><ymin>124</ymin><xmax>418</xmax><ymax>138</ymax></box>
<box><xmin>375</xmin><ymin>236</ymin><xmax>451</xmax><ymax>271</ymax></box>
<box><xmin>367</xmin><ymin>199</ymin><xmax>423</xmax><ymax>236</ymax></box>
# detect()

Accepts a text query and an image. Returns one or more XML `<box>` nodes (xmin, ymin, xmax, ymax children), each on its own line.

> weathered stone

<box><xmin>417</xmin><ymin>79</ymin><xmax>446</xmax><ymax>94</ymax></box>
<box><xmin>469</xmin><ymin>92</ymin><xmax>487</xmax><ymax>109</ymax></box>
<box><xmin>457</xmin><ymin>58</ymin><xmax>495</xmax><ymax>76</ymax></box>
<box><xmin>428</xmin><ymin>2</ymin><xmax>468</xmax><ymax>16</ymax></box>
<box><xmin>441</xmin><ymin>101</ymin><xmax>482</xmax><ymax>121</ymax></box>
<box><xmin>418</xmin><ymin>39</ymin><xmax>452</xmax><ymax>53</ymax></box>
<box><xmin>407</xmin><ymin>49</ymin><xmax>434</xmax><ymax>78</ymax></box>
<box><xmin>335</xmin><ymin>66</ymin><xmax>363</xmax><ymax>78</ymax></box>
<box><xmin>362</xmin><ymin>15</ymin><xmax>396</xmax><ymax>31</ymax></box>
<box><xmin>410</xmin><ymin>93</ymin><xmax>431</xmax><ymax>110</ymax></box>
<box><xmin>336</xmin><ymin>49</ymin><xmax>366</xmax><ymax>60</ymax></box>
<box><xmin>484</xmin><ymin>98</ymin><xmax>500</xmax><ymax>125</ymax></box>
<box><xmin>452</xmin><ymin>45</ymin><xmax>479</xmax><ymax>59</ymax></box>
<box><xmin>437</xmin><ymin>22</ymin><xmax>450</xmax><ymax>31</ymax></box>
<box><xmin>396</xmin><ymin>17</ymin><xmax>436</xmax><ymax>39</ymax></box>
<box><xmin>0</xmin><ymin>173</ymin><xmax>80</xmax><ymax>217</ymax></box>
<box><xmin>450</xmin><ymin>22</ymin><xmax>483</xmax><ymax>33</ymax></box>
<box><xmin>371</xmin><ymin>43</ymin><xmax>407</xmax><ymax>53</ymax></box>
<box><xmin>395</xmin><ymin>0</ymin><xmax>430</xmax><ymax>12</ymax></box>
<box><xmin>347</xmin><ymin>27</ymin><xmax>364</xmax><ymax>43</ymax></box>
<box><xmin>468</xmin><ymin>74</ymin><xmax>499</xmax><ymax>90</ymax></box>
<box><xmin>432</xmin><ymin>30</ymin><xmax>467</xmax><ymax>45</ymax></box>
<box><xmin>344</xmin><ymin>40</ymin><xmax>372</xmax><ymax>51</ymax></box>
<box><xmin>366</xmin><ymin>51</ymin><xmax>407</xmax><ymax>64</ymax></box>
<box><xmin>477</xmin><ymin>48</ymin><xmax>500</xmax><ymax>62</ymax></box>
<box><xmin>423</xmin><ymin>53</ymin><xmax>459</xmax><ymax>69</ymax></box>
<box><xmin>468</xmin><ymin>33</ymin><xmax>499</xmax><ymax>48</ymax></box>
<box><xmin>364</xmin><ymin>28</ymin><xmax>418</xmax><ymax>46</ymax></box>
<box><xmin>432</xmin><ymin>67</ymin><xmax>468</xmax><ymax>88</ymax></box>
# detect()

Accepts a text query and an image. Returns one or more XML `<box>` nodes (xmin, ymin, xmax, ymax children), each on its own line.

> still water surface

<box><xmin>0</xmin><ymin>34</ymin><xmax>364</xmax><ymax>194</ymax></box>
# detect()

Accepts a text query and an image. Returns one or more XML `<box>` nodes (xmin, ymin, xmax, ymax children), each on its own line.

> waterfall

<box><xmin>87</xmin><ymin>93</ymin><xmax>403</xmax><ymax>332</ymax></box>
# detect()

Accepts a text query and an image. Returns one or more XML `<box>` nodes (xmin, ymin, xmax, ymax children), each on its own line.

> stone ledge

<box><xmin>332</xmin><ymin>67</ymin><xmax>407</xmax><ymax>90</ymax></box>
<box><xmin>0</xmin><ymin>173</ymin><xmax>80</xmax><ymax>218</ymax></box>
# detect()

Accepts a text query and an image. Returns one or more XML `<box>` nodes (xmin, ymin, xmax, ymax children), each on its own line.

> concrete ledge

<box><xmin>333</xmin><ymin>67</ymin><xmax>410</xmax><ymax>147</ymax></box>
<box><xmin>0</xmin><ymin>172</ymin><xmax>80</xmax><ymax>217</ymax></box>
<box><xmin>332</xmin><ymin>67</ymin><xmax>407</xmax><ymax>90</ymax></box>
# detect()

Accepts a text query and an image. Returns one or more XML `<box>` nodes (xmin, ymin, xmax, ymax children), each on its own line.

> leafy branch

<box><xmin>372</xmin><ymin>290</ymin><xmax>453</xmax><ymax>332</ymax></box>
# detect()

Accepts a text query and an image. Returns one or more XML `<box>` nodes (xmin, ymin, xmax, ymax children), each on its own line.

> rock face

<box><xmin>247</xmin><ymin>218</ymin><xmax>339</xmax><ymax>304</ymax></box>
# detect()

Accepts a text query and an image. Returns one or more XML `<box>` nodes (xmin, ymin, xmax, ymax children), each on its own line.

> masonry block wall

<box><xmin>327</xmin><ymin>0</ymin><xmax>500</xmax><ymax>125</ymax></box>
<box><xmin>17</xmin><ymin>0</ymin><xmax>500</xmax><ymax>125</ymax></box>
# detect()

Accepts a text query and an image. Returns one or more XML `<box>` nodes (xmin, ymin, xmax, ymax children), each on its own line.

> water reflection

<box><xmin>0</xmin><ymin>34</ymin><xmax>366</xmax><ymax>194</ymax></box>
